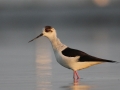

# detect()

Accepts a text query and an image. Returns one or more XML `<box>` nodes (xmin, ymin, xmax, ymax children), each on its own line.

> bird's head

<box><xmin>28</xmin><ymin>26</ymin><xmax>57</xmax><ymax>43</ymax></box>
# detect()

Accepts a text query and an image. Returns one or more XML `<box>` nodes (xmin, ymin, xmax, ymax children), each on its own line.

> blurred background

<box><xmin>0</xmin><ymin>0</ymin><xmax>120</xmax><ymax>90</ymax></box>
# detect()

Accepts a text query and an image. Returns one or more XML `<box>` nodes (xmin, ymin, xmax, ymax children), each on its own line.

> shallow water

<box><xmin>1</xmin><ymin>29</ymin><xmax>120</xmax><ymax>90</ymax></box>
<box><xmin>0</xmin><ymin>4</ymin><xmax>120</xmax><ymax>90</ymax></box>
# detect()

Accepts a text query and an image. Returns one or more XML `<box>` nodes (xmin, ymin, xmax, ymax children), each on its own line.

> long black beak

<box><xmin>28</xmin><ymin>33</ymin><xmax>43</xmax><ymax>43</ymax></box>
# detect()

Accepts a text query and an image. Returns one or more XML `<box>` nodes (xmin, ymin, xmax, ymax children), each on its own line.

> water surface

<box><xmin>0</xmin><ymin>4</ymin><xmax>120</xmax><ymax>90</ymax></box>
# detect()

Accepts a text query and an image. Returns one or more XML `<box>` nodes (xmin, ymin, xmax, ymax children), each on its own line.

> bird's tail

<box><xmin>102</xmin><ymin>59</ymin><xmax>119</xmax><ymax>63</ymax></box>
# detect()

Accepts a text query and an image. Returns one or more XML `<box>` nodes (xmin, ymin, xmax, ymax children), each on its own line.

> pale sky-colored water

<box><xmin>0</xmin><ymin>1</ymin><xmax>120</xmax><ymax>90</ymax></box>
<box><xmin>0</xmin><ymin>27</ymin><xmax>120</xmax><ymax>90</ymax></box>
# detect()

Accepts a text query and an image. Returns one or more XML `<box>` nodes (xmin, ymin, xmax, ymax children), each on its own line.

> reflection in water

<box><xmin>61</xmin><ymin>83</ymin><xmax>90</xmax><ymax>90</ymax></box>
<box><xmin>36</xmin><ymin>39</ymin><xmax>52</xmax><ymax>90</ymax></box>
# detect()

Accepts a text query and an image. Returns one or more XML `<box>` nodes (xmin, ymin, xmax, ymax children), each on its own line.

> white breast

<box><xmin>53</xmin><ymin>49</ymin><xmax>80</xmax><ymax>70</ymax></box>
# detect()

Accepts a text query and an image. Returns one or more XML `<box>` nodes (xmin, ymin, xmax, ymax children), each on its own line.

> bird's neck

<box><xmin>48</xmin><ymin>36</ymin><xmax>67</xmax><ymax>51</ymax></box>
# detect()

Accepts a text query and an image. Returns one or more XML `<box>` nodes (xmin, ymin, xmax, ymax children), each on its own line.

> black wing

<box><xmin>62</xmin><ymin>47</ymin><xmax>87</xmax><ymax>57</ymax></box>
<box><xmin>80</xmin><ymin>54</ymin><xmax>117</xmax><ymax>63</ymax></box>
<box><xmin>62</xmin><ymin>47</ymin><xmax>117</xmax><ymax>63</ymax></box>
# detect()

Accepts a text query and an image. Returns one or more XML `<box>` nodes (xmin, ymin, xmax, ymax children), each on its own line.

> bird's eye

<box><xmin>45</xmin><ymin>29</ymin><xmax>53</xmax><ymax>33</ymax></box>
<box><xmin>45</xmin><ymin>29</ymin><xmax>51</xmax><ymax>32</ymax></box>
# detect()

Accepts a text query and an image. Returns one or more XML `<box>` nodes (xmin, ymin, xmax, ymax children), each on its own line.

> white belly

<box><xmin>70</xmin><ymin>62</ymin><xmax>102</xmax><ymax>71</ymax></box>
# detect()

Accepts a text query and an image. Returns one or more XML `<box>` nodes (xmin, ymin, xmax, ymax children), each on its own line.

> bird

<box><xmin>29</xmin><ymin>26</ymin><xmax>118</xmax><ymax>83</ymax></box>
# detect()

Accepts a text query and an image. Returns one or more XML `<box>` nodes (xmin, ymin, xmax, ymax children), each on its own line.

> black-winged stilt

<box><xmin>29</xmin><ymin>26</ymin><xmax>118</xmax><ymax>83</ymax></box>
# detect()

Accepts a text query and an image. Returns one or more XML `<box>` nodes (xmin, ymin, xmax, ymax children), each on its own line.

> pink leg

<box><xmin>75</xmin><ymin>71</ymin><xmax>80</xmax><ymax>79</ymax></box>
<box><xmin>73</xmin><ymin>71</ymin><xmax>79</xmax><ymax>84</ymax></box>
<box><xmin>73</xmin><ymin>71</ymin><xmax>76</xmax><ymax>83</ymax></box>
